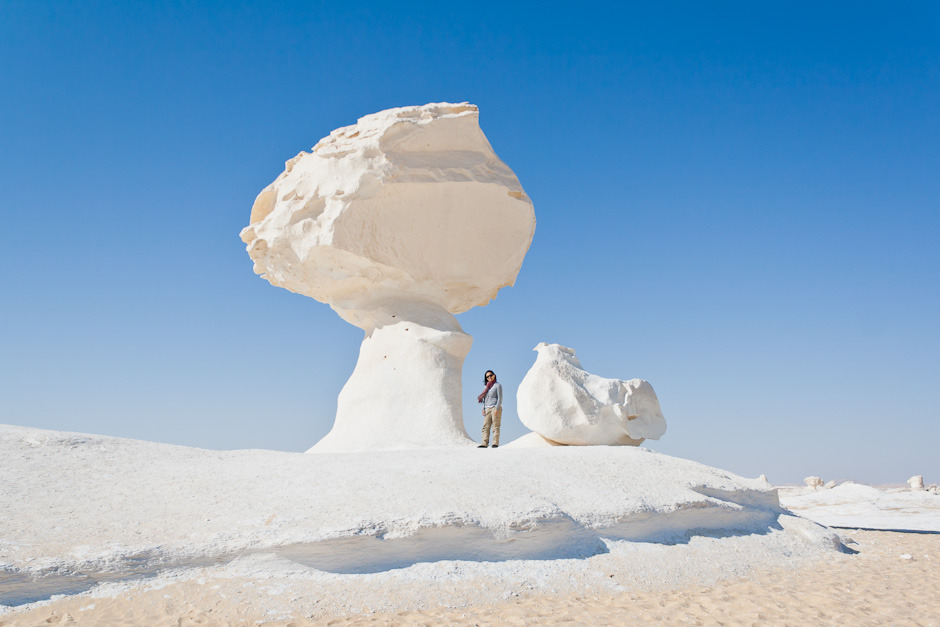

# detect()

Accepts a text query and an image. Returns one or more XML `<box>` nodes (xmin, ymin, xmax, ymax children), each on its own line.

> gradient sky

<box><xmin>2</xmin><ymin>1</ymin><xmax>938</xmax><ymax>484</ymax></box>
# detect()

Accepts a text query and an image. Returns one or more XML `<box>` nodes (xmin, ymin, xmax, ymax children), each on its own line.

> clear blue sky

<box><xmin>2</xmin><ymin>1</ymin><xmax>938</xmax><ymax>484</ymax></box>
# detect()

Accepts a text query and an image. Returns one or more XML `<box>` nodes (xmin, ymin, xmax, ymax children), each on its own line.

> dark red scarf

<box><xmin>477</xmin><ymin>380</ymin><xmax>496</xmax><ymax>403</ymax></box>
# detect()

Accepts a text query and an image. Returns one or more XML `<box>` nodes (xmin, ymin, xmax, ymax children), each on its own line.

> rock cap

<box><xmin>240</xmin><ymin>102</ymin><xmax>536</xmax><ymax>317</ymax></box>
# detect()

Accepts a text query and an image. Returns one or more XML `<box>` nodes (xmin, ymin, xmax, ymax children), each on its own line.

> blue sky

<box><xmin>2</xmin><ymin>1</ymin><xmax>938</xmax><ymax>484</ymax></box>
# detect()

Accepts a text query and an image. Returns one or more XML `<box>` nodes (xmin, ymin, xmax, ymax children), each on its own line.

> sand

<box><xmin>3</xmin><ymin>529</ymin><xmax>937</xmax><ymax>626</ymax></box>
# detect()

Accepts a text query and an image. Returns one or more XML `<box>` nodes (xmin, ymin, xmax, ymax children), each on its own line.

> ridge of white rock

<box><xmin>779</xmin><ymin>481</ymin><xmax>940</xmax><ymax>531</ymax></box>
<box><xmin>516</xmin><ymin>343</ymin><xmax>667</xmax><ymax>446</ymax></box>
<box><xmin>238</xmin><ymin>103</ymin><xmax>536</xmax><ymax>452</ymax></box>
<box><xmin>0</xmin><ymin>424</ymin><xmax>848</xmax><ymax>608</ymax></box>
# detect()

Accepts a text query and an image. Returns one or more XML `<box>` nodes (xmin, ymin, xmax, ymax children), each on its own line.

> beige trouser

<box><xmin>482</xmin><ymin>406</ymin><xmax>501</xmax><ymax>446</ymax></box>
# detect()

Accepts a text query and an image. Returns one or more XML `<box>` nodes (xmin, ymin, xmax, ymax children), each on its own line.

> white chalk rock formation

<box><xmin>516</xmin><ymin>343</ymin><xmax>667</xmax><ymax>446</ymax></box>
<box><xmin>804</xmin><ymin>476</ymin><xmax>823</xmax><ymax>490</ymax></box>
<box><xmin>502</xmin><ymin>432</ymin><xmax>566</xmax><ymax>449</ymax></box>
<box><xmin>824</xmin><ymin>480</ymin><xmax>837</xmax><ymax>489</ymax></box>
<box><xmin>908</xmin><ymin>475</ymin><xmax>925</xmax><ymax>491</ymax></box>
<box><xmin>240</xmin><ymin>103</ymin><xmax>536</xmax><ymax>452</ymax></box>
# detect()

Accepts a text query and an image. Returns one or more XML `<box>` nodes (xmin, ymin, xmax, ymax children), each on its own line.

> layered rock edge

<box><xmin>0</xmin><ymin>424</ymin><xmax>846</xmax><ymax>606</ymax></box>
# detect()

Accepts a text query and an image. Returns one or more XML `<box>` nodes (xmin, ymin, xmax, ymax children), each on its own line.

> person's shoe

<box><xmin>491</xmin><ymin>445</ymin><xmax>498</xmax><ymax>448</ymax></box>
<box><xmin>477</xmin><ymin>444</ymin><xmax>487</xmax><ymax>448</ymax></box>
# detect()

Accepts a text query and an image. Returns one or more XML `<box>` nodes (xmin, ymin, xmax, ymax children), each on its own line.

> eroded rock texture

<box><xmin>517</xmin><ymin>343</ymin><xmax>667</xmax><ymax>446</ymax></box>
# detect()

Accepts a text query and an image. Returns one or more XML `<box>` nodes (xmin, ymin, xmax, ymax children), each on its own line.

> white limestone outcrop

<box><xmin>3</xmin><ymin>424</ymin><xmax>849</xmax><ymax>589</ymax></box>
<box><xmin>239</xmin><ymin>103</ymin><xmax>536</xmax><ymax>452</ymax></box>
<box><xmin>804</xmin><ymin>476</ymin><xmax>823</xmax><ymax>490</ymax></box>
<box><xmin>778</xmin><ymin>481</ymin><xmax>940</xmax><ymax>531</ymax></box>
<box><xmin>908</xmin><ymin>475</ymin><xmax>925</xmax><ymax>491</ymax></box>
<box><xmin>516</xmin><ymin>343</ymin><xmax>667</xmax><ymax>446</ymax></box>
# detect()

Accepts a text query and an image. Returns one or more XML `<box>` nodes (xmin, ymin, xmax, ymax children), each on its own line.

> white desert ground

<box><xmin>2</xmin><ymin>424</ymin><xmax>939</xmax><ymax>626</ymax></box>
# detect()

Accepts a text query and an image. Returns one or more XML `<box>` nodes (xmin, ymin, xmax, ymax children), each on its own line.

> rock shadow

<box><xmin>275</xmin><ymin>514</ymin><xmax>608</xmax><ymax>574</ymax></box>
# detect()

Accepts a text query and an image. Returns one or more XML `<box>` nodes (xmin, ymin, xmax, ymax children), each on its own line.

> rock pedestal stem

<box><xmin>313</xmin><ymin>297</ymin><xmax>473</xmax><ymax>452</ymax></box>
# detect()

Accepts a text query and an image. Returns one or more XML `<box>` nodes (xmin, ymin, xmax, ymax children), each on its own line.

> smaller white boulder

<box><xmin>824</xmin><ymin>480</ymin><xmax>837</xmax><ymax>489</ymax></box>
<box><xmin>758</xmin><ymin>474</ymin><xmax>769</xmax><ymax>483</ymax></box>
<box><xmin>804</xmin><ymin>476</ymin><xmax>823</xmax><ymax>490</ymax></box>
<box><xmin>908</xmin><ymin>475</ymin><xmax>925</xmax><ymax>491</ymax></box>
<box><xmin>516</xmin><ymin>343</ymin><xmax>666</xmax><ymax>446</ymax></box>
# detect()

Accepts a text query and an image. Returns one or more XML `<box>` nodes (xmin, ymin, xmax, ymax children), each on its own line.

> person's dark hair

<box><xmin>483</xmin><ymin>370</ymin><xmax>496</xmax><ymax>384</ymax></box>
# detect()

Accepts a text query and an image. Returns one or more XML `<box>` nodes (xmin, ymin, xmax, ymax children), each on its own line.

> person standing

<box><xmin>477</xmin><ymin>370</ymin><xmax>502</xmax><ymax>448</ymax></box>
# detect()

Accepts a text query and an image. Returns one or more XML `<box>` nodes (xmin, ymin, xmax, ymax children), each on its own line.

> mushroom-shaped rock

<box><xmin>516</xmin><ymin>343</ymin><xmax>667</xmax><ymax>446</ymax></box>
<box><xmin>240</xmin><ymin>103</ymin><xmax>536</xmax><ymax>452</ymax></box>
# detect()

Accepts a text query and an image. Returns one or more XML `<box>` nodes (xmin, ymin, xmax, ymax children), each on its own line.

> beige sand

<box><xmin>3</xmin><ymin>530</ymin><xmax>938</xmax><ymax>626</ymax></box>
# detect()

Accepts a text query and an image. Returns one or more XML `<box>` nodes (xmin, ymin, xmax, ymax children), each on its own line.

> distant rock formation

<box><xmin>240</xmin><ymin>103</ymin><xmax>536</xmax><ymax>452</ymax></box>
<box><xmin>804</xmin><ymin>476</ymin><xmax>823</xmax><ymax>490</ymax></box>
<box><xmin>908</xmin><ymin>475</ymin><xmax>925</xmax><ymax>491</ymax></box>
<box><xmin>516</xmin><ymin>343</ymin><xmax>667</xmax><ymax>446</ymax></box>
